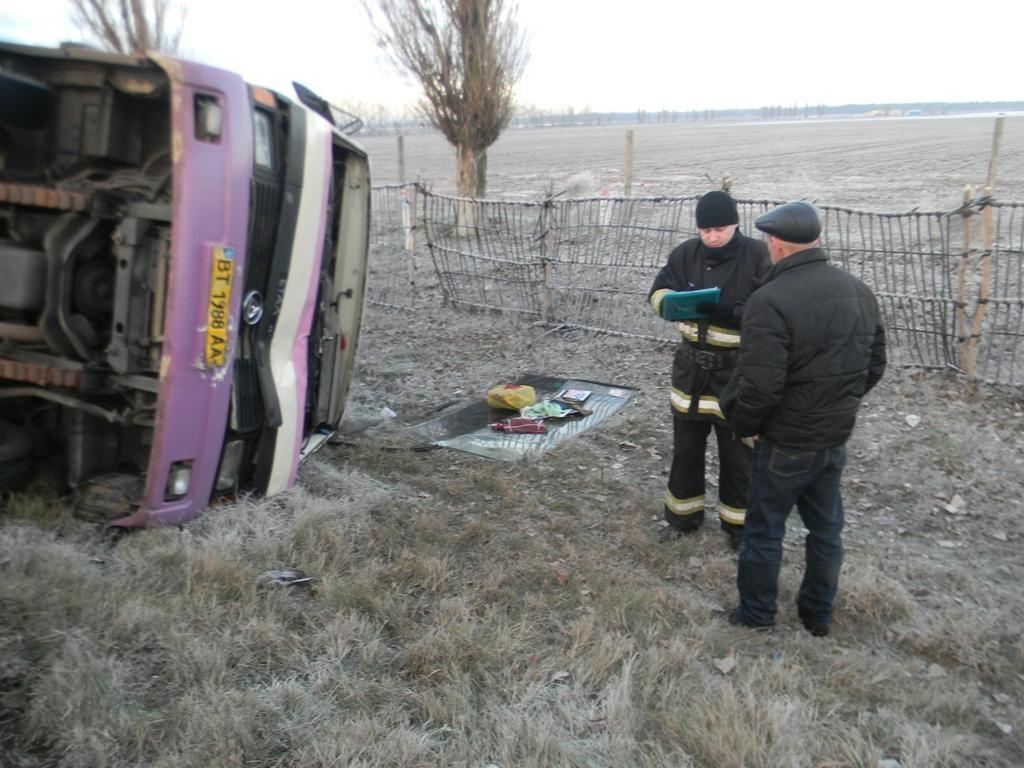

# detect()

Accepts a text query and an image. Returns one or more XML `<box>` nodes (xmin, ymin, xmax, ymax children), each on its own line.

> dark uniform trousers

<box><xmin>666</xmin><ymin>413</ymin><xmax>750</xmax><ymax>534</ymax></box>
<box><xmin>649</xmin><ymin>230</ymin><xmax>769</xmax><ymax>539</ymax></box>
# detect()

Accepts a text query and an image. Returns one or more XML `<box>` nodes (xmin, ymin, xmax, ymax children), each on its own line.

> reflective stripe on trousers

<box><xmin>666</xmin><ymin>417</ymin><xmax>750</xmax><ymax>530</ymax></box>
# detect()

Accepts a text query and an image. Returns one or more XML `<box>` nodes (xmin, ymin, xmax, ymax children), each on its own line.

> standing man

<box><xmin>648</xmin><ymin>191</ymin><xmax>770</xmax><ymax>549</ymax></box>
<box><xmin>719</xmin><ymin>201</ymin><xmax>886</xmax><ymax>636</ymax></box>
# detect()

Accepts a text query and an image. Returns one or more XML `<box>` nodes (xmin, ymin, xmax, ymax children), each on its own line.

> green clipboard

<box><xmin>661</xmin><ymin>287</ymin><xmax>721</xmax><ymax>321</ymax></box>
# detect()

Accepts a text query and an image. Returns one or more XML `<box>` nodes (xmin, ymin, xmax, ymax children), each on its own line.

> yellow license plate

<box><xmin>205</xmin><ymin>246</ymin><xmax>235</xmax><ymax>367</ymax></box>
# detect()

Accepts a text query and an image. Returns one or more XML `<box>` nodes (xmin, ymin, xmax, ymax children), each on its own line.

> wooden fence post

<box><xmin>397</xmin><ymin>135</ymin><xmax>416</xmax><ymax>305</ymax></box>
<box><xmin>965</xmin><ymin>116</ymin><xmax>1004</xmax><ymax>382</ymax></box>
<box><xmin>397</xmin><ymin>134</ymin><xmax>406</xmax><ymax>185</ymax></box>
<box><xmin>986</xmin><ymin>117</ymin><xmax>1004</xmax><ymax>193</ymax></box>
<box><xmin>404</xmin><ymin>184</ymin><xmax>418</xmax><ymax>307</ymax></box>
<box><xmin>956</xmin><ymin>184</ymin><xmax>972</xmax><ymax>371</ymax></box>
<box><xmin>624</xmin><ymin>130</ymin><xmax>634</xmax><ymax>197</ymax></box>
<box><xmin>541</xmin><ymin>188</ymin><xmax>554</xmax><ymax>322</ymax></box>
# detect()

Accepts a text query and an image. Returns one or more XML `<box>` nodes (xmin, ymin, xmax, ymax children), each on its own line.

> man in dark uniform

<box><xmin>648</xmin><ymin>191</ymin><xmax>770</xmax><ymax>549</ymax></box>
<box><xmin>719</xmin><ymin>201</ymin><xmax>886</xmax><ymax>636</ymax></box>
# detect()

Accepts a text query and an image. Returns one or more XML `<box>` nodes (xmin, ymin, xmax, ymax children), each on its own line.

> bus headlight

<box><xmin>215</xmin><ymin>440</ymin><xmax>245</xmax><ymax>492</ymax></box>
<box><xmin>164</xmin><ymin>461</ymin><xmax>193</xmax><ymax>500</ymax></box>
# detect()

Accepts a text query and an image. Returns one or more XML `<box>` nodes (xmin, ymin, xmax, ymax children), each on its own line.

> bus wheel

<box><xmin>0</xmin><ymin>421</ymin><xmax>35</xmax><ymax>495</ymax></box>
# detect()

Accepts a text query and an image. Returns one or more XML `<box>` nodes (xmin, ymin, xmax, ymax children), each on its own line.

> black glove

<box><xmin>696</xmin><ymin>301</ymin><xmax>741</xmax><ymax>326</ymax></box>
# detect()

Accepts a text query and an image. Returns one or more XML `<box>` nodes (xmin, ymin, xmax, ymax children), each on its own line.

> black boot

<box><xmin>660</xmin><ymin>505</ymin><xmax>703</xmax><ymax>543</ymax></box>
<box><xmin>721</xmin><ymin>521</ymin><xmax>744</xmax><ymax>552</ymax></box>
<box><xmin>798</xmin><ymin>607</ymin><xmax>830</xmax><ymax>637</ymax></box>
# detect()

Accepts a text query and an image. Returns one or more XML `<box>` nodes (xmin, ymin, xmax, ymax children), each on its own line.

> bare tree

<box><xmin>68</xmin><ymin>0</ymin><xmax>186</xmax><ymax>55</ymax></box>
<box><xmin>366</xmin><ymin>0</ymin><xmax>527</xmax><ymax>198</ymax></box>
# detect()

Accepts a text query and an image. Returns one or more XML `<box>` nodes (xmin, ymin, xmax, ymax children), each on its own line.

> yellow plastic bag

<box><xmin>486</xmin><ymin>384</ymin><xmax>536</xmax><ymax>410</ymax></box>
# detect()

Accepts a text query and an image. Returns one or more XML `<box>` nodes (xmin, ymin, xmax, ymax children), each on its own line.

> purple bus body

<box><xmin>0</xmin><ymin>43</ymin><xmax>371</xmax><ymax>525</ymax></box>
<box><xmin>128</xmin><ymin>60</ymin><xmax>254</xmax><ymax>526</ymax></box>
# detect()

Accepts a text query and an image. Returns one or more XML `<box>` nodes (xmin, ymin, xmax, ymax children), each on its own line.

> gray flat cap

<box><xmin>754</xmin><ymin>202</ymin><xmax>821</xmax><ymax>244</ymax></box>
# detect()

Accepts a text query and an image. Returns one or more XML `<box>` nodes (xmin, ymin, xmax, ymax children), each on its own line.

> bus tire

<box><xmin>0</xmin><ymin>421</ymin><xmax>35</xmax><ymax>494</ymax></box>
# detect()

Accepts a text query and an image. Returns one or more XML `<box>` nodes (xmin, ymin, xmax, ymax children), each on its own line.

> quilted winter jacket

<box><xmin>720</xmin><ymin>247</ymin><xmax>887</xmax><ymax>448</ymax></box>
<box><xmin>648</xmin><ymin>231</ymin><xmax>770</xmax><ymax>422</ymax></box>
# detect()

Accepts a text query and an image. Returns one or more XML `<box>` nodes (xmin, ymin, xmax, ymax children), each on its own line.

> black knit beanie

<box><xmin>695</xmin><ymin>191</ymin><xmax>739</xmax><ymax>229</ymax></box>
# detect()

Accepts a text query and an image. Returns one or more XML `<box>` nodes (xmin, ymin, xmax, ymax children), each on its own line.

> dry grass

<box><xmin>2</xmin><ymin>305</ymin><xmax>1023</xmax><ymax>767</ymax></box>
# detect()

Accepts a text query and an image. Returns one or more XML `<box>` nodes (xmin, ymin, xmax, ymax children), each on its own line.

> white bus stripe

<box><xmin>266</xmin><ymin>109</ymin><xmax>330</xmax><ymax>495</ymax></box>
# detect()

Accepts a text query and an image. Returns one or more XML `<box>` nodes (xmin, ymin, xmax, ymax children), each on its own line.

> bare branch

<box><xmin>67</xmin><ymin>0</ymin><xmax>186</xmax><ymax>54</ymax></box>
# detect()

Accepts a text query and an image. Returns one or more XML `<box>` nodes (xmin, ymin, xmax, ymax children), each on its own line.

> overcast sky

<box><xmin>2</xmin><ymin>0</ymin><xmax>1021</xmax><ymax>113</ymax></box>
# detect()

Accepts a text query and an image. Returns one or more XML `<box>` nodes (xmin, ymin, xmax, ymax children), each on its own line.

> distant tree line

<box><xmin>352</xmin><ymin>99</ymin><xmax>1024</xmax><ymax>135</ymax></box>
<box><xmin>760</xmin><ymin>104</ymin><xmax>827</xmax><ymax>120</ymax></box>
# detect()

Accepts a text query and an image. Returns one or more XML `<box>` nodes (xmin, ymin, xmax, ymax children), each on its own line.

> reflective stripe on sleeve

<box><xmin>678</xmin><ymin>321</ymin><xmax>699</xmax><ymax>342</ymax></box>
<box><xmin>650</xmin><ymin>288</ymin><xmax>670</xmax><ymax>316</ymax></box>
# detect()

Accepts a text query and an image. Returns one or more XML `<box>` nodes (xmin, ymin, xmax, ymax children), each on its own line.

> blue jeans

<box><xmin>736</xmin><ymin>439</ymin><xmax>847</xmax><ymax>627</ymax></box>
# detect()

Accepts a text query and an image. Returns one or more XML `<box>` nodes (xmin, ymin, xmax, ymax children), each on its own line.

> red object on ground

<box><xmin>489</xmin><ymin>417</ymin><xmax>546</xmax><ymax>434</ymax></box>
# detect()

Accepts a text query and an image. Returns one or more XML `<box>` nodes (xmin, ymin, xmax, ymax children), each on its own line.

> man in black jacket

<box><xmin>719</xmin><ymin>201</ymin><xmax>886</xmax><ymax>636</ymax></box>
<box><xmin>649</xmin><ymin>191</ymin><xmax>770</xmax><ymax>549</ymax></box>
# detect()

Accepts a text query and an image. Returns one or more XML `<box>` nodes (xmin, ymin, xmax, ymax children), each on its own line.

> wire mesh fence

<box><xmin>422</xmin><ymin>193</ymin><xmax>547</xmax><ymax>316</ymax></box>
<box><xmin>820</xmin><ymin>207</ymin><xmax>960</xmax><ymax>374</ymax></box>
<box><xmin>368</xmin><ymin>183</ymin><xmax>1024</xmax><ymax>387</ymax></box>
<box><xmin>975</xmin><ymin>201</ymin><xmax>1024</xmax><ymax>384</ymax></box>
<box><xmin>367</xmin><ymin>184</ymin><xmax>418</xmax><ymax>309</ymax></box>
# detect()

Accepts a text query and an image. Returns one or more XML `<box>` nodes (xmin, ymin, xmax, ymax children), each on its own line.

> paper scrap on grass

<box><xmin>712</xmin><ymin>654</ymin><xmax>737</xmax><ymax>675</ymax></box>
<box><xmin>943</xmin><ymin>494</ymin><xmax>966</xmax><ymax>514</ymax></box>
<box><xmin>407</xmin><ymin>374</ymin><xmax>637</xmax><ymax>461</ymax></box>
<box><xmin>257</xmin><ymin>569</ymin><xmax>313</xmax><ymax>587</ymax></box>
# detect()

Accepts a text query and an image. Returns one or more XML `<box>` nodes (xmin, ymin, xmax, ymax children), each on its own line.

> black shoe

<box><xmin>726</xmin><ymin>529</ymin><xmax>743</xmax><ymax>552</ymax></box>
<box><xmin>720</xmin><ymin>522</ymin><xmax>744</xmax><ymax>552</ymax></box>
<box><xmin>657</xmin><ymin>525</ymin><xmax>698</xmax><ymax>543</ymax></box>
<box><xmin>798</xmin><ymin>609</ymin><xmax>830</xmax><ymax>637</ymax></box>
<box><xmin>714</xmin><ymin>608</ymin><xmax>773</xmax><ymax>631</ymax></box>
